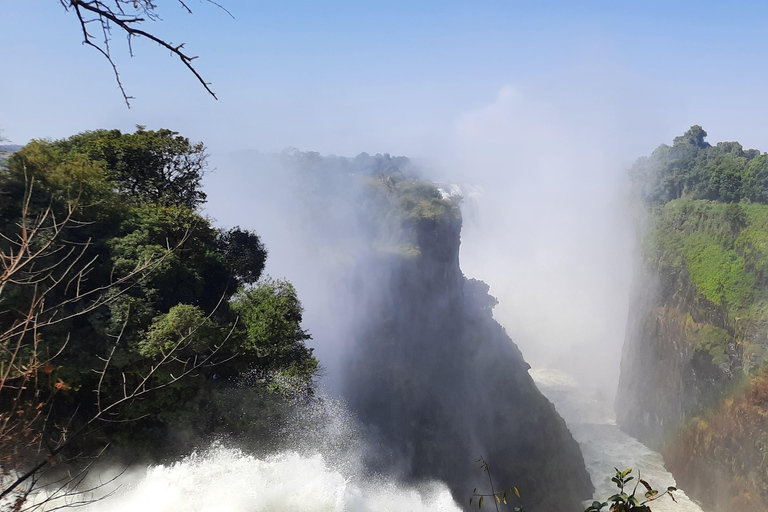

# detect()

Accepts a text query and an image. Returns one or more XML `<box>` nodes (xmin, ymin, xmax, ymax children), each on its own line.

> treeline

<box><xmin>0</xmin><ymin>127</ymin><xmax>318</xmax><ymax>499</ymax></box>
<box><xmin>631</xmin><ymin>125</ymin><xmax>768</xmax><ymax>205</ymax></box>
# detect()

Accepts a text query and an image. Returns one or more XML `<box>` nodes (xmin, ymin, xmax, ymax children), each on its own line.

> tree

<box><xmin>59</xmin><ymin>0</ymin><xmax>231</xmax><ymax>106</ymax></box>
<box><xmin>50</xmin><ymin>127</ymin><xmax>209</xmax><ymax>209</ymax></box>
<box><xmin>0</xmin><ymin>128</ymin><xmax>318</xmax><ymax>510</ymax></box>
<box><xmin>0</xmin><ymin>173</ymin><xmax>212</xmax><ymax>511</ymax></box>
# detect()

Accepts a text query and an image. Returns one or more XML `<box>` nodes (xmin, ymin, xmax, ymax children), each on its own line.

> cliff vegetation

<box><xmin>618</xmin><ymin>126</ymin><xmax>768</xmax><ymax>511</ymax></box>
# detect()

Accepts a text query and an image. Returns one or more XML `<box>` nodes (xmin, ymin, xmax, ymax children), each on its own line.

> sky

<box><xmin>3</xmin><ymin>0</ymin><xmax>768</xmax><ymax>386</ymax></box>
<box><xmin>3</xmin><ymin>1</ymin><xmax>768</xmax><ymax>157</ymax></box>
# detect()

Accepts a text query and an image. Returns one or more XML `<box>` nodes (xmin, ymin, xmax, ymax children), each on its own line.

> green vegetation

<box><xmin>645</xmin><ymin>199</ymin><xmax>768</xmax><ymax>317</ymax></box>
<box><xmin>631</xmin><ymin>126</ymin><xmax>768</xmax><ymax>511</ymax></box>
<box><xmin>0</xmin><ymin>126</ymin><xmax>317</xmax><ymax>488</ymax></box>
<box><xmin>585</xmin><ymin>469</ymin><xmax>677</xmax><ymax>512</ymax></box>
<box><xmin>631</xmin><ymin>125</ymin><xmax>768</xmax><ymax>205</ymax></box>
<box><xmin>635</xmin><ymin>127</ymin><xmax>768</xmax><ymax>366</ymax></box>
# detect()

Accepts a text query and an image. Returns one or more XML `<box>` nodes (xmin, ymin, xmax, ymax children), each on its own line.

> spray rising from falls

<box><xmin>199</xmin><ymin>150</ymin><xmax>593</xmax><ymax>510</ymax></box>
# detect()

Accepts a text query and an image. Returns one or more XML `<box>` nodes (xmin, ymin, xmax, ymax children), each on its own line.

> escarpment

<box><xmin>617</xmin><ymin>126</ymin><xmax>768</xmax><ymax>512</ymax></box>
<box><xmin>330</xmin><ymin>157</ymin><xmax>593</xmax><ymax>511</ymax></box>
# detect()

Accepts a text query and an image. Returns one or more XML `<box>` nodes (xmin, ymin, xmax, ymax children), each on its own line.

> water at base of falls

<box><xmin>65</xmin><ymin>369</ymin><xmax>704</xmax><ymax>511</ymax></box>
<box><xmin>531</xmin><ymin>368</ymin><xmax>704</xmax><ymax>512</ymax></box>
<box><xmin>78</xmin><ymin>447</ymin><xmax>461</xmax><ymax>512</ymax></box>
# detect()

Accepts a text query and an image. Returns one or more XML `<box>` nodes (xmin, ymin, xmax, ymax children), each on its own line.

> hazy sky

<box><xmin>4</xmin><ymin>1</ymin><xmax>768</xmax><ymax>384</ymax></box>
<box><xmin>2</xmin><ymin>0</ymin><xmax>768</xmax><ymax>159</ymax></box>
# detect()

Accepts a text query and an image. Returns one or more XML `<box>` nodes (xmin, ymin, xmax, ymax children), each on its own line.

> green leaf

<box><xmin>503</xmin><ymin>492</ymin><xmax>507</xmax><ymax>504</ymax></box>
<box><xmin>639</xmin><ymin>479</ymin><xmax>652</xmax><ymax>492</ymax></box>
<box><xmin>513</xmin><ymin>486</ymin><xmax>520</xmax><ymax>497</ymax></box>
<box><xmin>667</xmin><ymin>486</ymin><xmax>677</xmax><ymax>492</ymax></box>
<box><xmin>479</xmin><ymin>496</ymin><xmax>483</xmax><ymax>509</ymax></box>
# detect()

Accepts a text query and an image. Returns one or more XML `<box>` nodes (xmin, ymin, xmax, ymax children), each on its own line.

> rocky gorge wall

<box><xmin>617</xmin><ymin>199</ymin><xmax>768</xmax><ymax>512</ymax></box>
<box><xmin>339</xmin><ymin>169</ymin><xmax>593</xmax><ymax>511</ymax></box>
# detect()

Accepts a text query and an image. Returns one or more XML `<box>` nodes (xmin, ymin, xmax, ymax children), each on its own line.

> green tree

<box><xmin>52</xmin><ymin>127</ymin><xmax>208</xmax><ymax>208</ymax></box>
<box><xmin>231</xmin><ymin>278</ymin><xmax>316</xmax><ymax>378</ymax></box>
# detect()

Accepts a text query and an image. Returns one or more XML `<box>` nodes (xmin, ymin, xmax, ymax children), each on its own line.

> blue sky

<box><xmin>3</xmin><ymin>1</ymin><xmax>768</xmax><ymax>378</ymax></box>
<box><xmin>3</xmin><ymin>0</ymin><xmax>768</xmax><ymax>159</ymax></box>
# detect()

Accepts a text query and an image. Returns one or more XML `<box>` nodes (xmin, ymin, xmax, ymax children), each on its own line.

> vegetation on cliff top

<box><xmin>631</xmin><ymin>126</ymin><xmax>768</xmax><ymax>511</ymax></box>
<box><xmin>0</xmin><ymin>127</ymin><xmax>318</xmax><ymax>506</ymax></box>
<box><xmin>634</xmin><ymin>128</ymin><xmax>768</xmax><ymax>366</ymax></box>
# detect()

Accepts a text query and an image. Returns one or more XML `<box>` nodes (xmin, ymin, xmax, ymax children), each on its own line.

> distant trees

<box><xmin>631</xmin><ymin>125</ymin><xmax>768</xmax><ymax>205</ymax></box>
<box><xmin>0</xmin><ymin>127</ymin><xmax>317</xmax><ymax>509</ymax></box>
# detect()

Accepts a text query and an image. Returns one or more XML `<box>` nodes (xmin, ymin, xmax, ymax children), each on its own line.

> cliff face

<box><xmin>232</xmin><ymin>151</ymin><xmax>594</xmax><ymax>510</ymax></box>
<box><xmin>617</xmin><ymin>199</ymin><xmax>768</xmax><ymax>512</ymax></box>
<box><xmin>341</xmin><ymin>172</ymin><xmax>593</xmax><ymax>511</ymax></box>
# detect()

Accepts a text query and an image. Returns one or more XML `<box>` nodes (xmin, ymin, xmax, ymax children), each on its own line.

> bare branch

<box><xmin>61</xmin><ymin>0</ymin><xmax>221</xmax><ymax>106</ymax></box>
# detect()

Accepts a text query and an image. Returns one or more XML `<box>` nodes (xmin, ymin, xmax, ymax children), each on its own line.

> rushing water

<box><xmin>531</xmin><ymin>368</ymin><xmax>704</xmax><ymax>512</ymax></box>
<box><xmin>81</xmin><ymin>448</ymin><xmax>461</xmax><ymax>512</ymax></box>
<box><xmin>66</xmin><ymin>369</ymin><xmax>705</xmax><ymax>511</ymax></box>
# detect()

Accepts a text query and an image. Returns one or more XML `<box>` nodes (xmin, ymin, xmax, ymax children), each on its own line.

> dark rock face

<box><xmin>343</xmin><ymin>207</ymin><xmax>593</xmax><ymax>511</ymax></box>
<box><xmin>616</xmin><ymin>259</ymin><xmax>761</xmax><ymax>512</ymax></box>
<box><xmin>616</xmin><ymin>264</ymin><xmax>730</xmax><ymax>448</ymax></box>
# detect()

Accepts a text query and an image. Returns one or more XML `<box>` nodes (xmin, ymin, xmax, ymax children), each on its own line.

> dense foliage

<box><xmin>631</xmin><ymin>125</ymin><xmax>768</xmax><ymax>205</ymax></box>
<box><xmin>0</xmin><ymin>127</ymin><xmax>317</xmax><ymax>462</ymax></box>
<box><xmin>627</xmin><ymin>126</ymin><xmax>768</xmax><ymax>511</ymax></box>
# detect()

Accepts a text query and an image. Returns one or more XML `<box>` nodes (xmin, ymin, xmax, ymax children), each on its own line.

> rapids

<box><xmin>82</xmin><ymin>448</ymin><xmax>462</xmax><ymax>512</ymax></box>
<box><xmin>531</xmin><ymin>368</ymin><xmax>704</xmax><ymax>512</ymax></box>
<box><xmin>67</xmin><ymin>369</ymin><xmax>703</xmax><ymax>511</ymax></box>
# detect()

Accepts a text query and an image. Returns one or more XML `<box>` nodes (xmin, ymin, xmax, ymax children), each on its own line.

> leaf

<box><xmin>629</xmin><ymin>496</ymin><xmax>639</xmax><ymax>506</ymax></box>
<box><xmin>513</xmin><ymin>486</ymin><xmax>520</xmax><ymax>497</ymax></box>
<box><xmin>474</xmin><ymin>488</ymin><xmax>477</xmax><ymax>494</ymax></box>
<box><xmin>666</xmin><ymin>487</ymin><xmax>677</xmax><ymax>492</ymax></box>
<box><xmin>479</xmin><ymin>496</ymin><xmax>483</xmax><ymax>509</ymax></box>
<box><xmin>503</xmin><ymin>492</ymin><xmax>507</xmax><ymax>504</ymax></box>
<box><xmin>470</xmin><ymin>498</ymin><xmax>473</xmax><ymax>506</ymax></box>
<box><xmin>621</xmin><ymin>468</ymin><xmax>633</xmax><ymax>478</ymax></box>
<box><xmin>625</xmin><ymin>476</ymin><xmax>634</xmax><ymax>483</ymax></box>
<box><xmin>639</xmin><ymin>479</ymin><xmax>652</xmax><ymax>492</ymax></box>
<box><xmin>45</xmin><ymin>363</ymin><xmax>52</xmax><ymax>374</ymax></box>
<box><xmin>495</xmin><ymin>495</ymin><xmax>501</xmax><ymax>504</ymax></box>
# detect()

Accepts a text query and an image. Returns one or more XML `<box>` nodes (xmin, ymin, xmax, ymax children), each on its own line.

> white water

<box><xmin>531</xmin><ymin>368</ymin><xmax>704</xmax><ymax>512</ymax></box>
<box><xmin>51</xmin><ymin>369</ymin><xmax>703</xmax><ymax>511</ymax></box>
<box><xmin>79</xmin><ymin>447</ymin><xmax>462</xmax><ymax>512</ymax></box>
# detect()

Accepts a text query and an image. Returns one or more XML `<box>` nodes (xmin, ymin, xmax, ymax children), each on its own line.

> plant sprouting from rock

<box><xmin>585</xmin><ymin>468</ymin><xmax>677</xmax><ymax>512</ymax></box>
<box><xmin>470</xmin><ymin>457</ymin><xmax>523</xmax><ymax>512</ymax></box>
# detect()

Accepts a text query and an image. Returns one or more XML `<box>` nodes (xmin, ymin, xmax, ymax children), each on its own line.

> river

<box><xmin>531</xmin><ymin>368</ymin><xmax>704</xmax><ymax>512</ymax></box>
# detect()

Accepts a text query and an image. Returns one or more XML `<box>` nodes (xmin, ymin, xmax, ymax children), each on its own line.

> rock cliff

<box><xmin>617</xmin><ymin>127</ymin><xmax>768</xmax><ymax>511</ymax></box>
